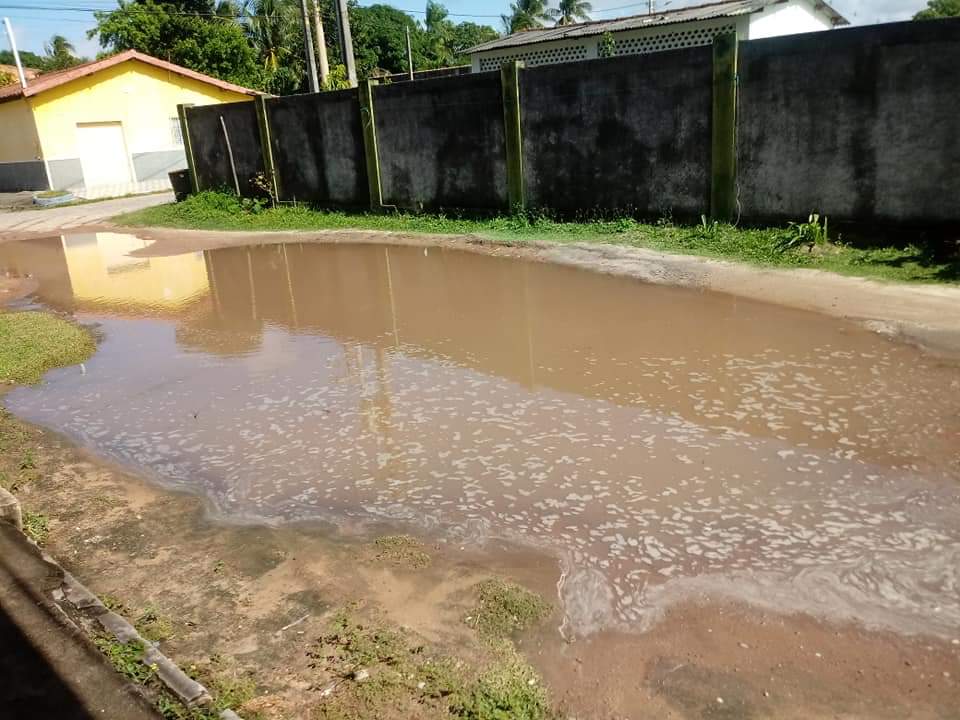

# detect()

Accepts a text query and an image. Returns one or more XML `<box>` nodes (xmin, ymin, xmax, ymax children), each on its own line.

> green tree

<box><xmin>448</xmin><ymin>21</ymin><xmax>498</xmax><ymax>61</ymax></box>
<box><xmin>417</xmin><ymin>2</ymin><xmax>496</xmax><ymax>68</ymax></box>
<box><xmin>0</xmin><ymin>49</ymin><xmax>47</xmax><ymax>68</ymax></box>
<box><xmin>90</xmin><ymin>1</ymin><xmax>261</xmax><ymax>88</ymax></box>
<box><xmin>43</xmin><ymin>35</ymin><xmax>84</xmax><ymax>71</ymax></box>
<box><xmin>242</xmin><ymin>0</ymin><xmax>304</xmax><ymax>94</ymax></box>
<box><xmin>914</xmin><ymin>0</ymin><xmax>960</xmax><ymax>18</ymax></box>
<box><xmin>549</xmin><ymin>0</ymin><xmax>592</xmax><ymax>26</ymax></box>
<box><xmin>501</xmin><ymin>0</ymin><xmax>551</xmax><ymax>33</ymax></box>
<box><xmin>350</xmin><ymin>3</ymin><xmax>427</xmax><ymax>76</ymax></box>
<box><xmin>423</xmin><ymin>0</ymin><xmax>454</xmax><ymax>67</ymax></box>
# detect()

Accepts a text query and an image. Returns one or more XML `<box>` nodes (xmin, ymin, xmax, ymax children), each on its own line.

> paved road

<box><xmin>0</xmin><ymin>192</ymin><xmax>173</xmax><ymax>238</ymax></box>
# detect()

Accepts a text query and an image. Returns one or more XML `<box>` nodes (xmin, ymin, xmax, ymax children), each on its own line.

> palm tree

<box><xmin>242</xmin><ymin>0</ymin><xmax>303</xmax><ymax>93</ymax></box>
<box><xmin>43</xmin><ymin>35</ymin><xmax>82</xmax><ymax>71</ymax></box>
<box><xmin>501</xmin><ymin>0</ymin><xmax>552</xmax><ymax>33</ymax></box>
<box><xmin>550</xmin><ymin>0</ymin><xmax>593</xmax><ymax>26</ymax></box>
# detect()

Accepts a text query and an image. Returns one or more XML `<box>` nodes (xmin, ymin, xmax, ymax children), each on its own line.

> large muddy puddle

<box><xmin>3</xmin><ymin>233</ymin><xmax>959</xmax><ymax>639</ymax></box>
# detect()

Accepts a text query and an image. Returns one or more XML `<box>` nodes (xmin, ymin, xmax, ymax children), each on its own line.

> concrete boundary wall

<box><xmin>184</xmin><ymin>17</ymin><xmax>960</xmax><ymax>226</ymax></box>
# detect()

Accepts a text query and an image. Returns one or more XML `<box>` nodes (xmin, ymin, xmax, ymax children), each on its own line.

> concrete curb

<box><xmin>0</xmin><ymin>487</ymin><xmax>22</xmax><ymax>530</ymax></box>
<box><xmin>60</xmin><ymin>569</ymin><xmax>215</xmax><ymax>706</ymax></box>
<box><xmin>0</xmin><ymin>512</ymin><xmax>243</xmax><ymax>719</ymax></box>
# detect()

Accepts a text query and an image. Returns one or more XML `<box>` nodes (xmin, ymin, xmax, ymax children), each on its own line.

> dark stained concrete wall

<box><xmin>183</xmin><ymin>19</ymin><xmax>960</xmax><ymax>226</ymax></box>
<box><xmin>266</xmin><ymin>90</ymin><xmax>368</xmax><ymax>206</ymax></box>
<box><xmin>520</xmin><ymin>48</ymin><xmax>713</xmax><ymax>217</ymax></box>
<box><xmin>738</xmin><ymin>19</ymin><xmax>960</xmax><ymax>224</ymax></box>
<box><xmin>0</xmin><ymin>161</ymin><xmax>48</xmax><ymax>191</ymax></box>
<box><xmin>187</xmin><ymin>102</ymin><xmax>263</xmax><ymax>196</ymax></box>
<box><xmin>374</xmin><ymin>72</ymin><xmax>507</xmax><ymax>210</ymax></box>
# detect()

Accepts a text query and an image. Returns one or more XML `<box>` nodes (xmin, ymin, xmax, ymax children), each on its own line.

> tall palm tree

<box><xmin>501</xmin><ymin>0</ymin><xmax>551</xmax><ymax>33</ymax></box>
<box><xmin>242</xmin><ymin>0</ymin><xmax>303</xmax><ymax>93</ymax></box>
<box><xmin>550</xmin><ymin>0</ymin><xmax>593</xmax><ymax>26</ymax></box>
<box><xmin>43</xmin><ymin>35</ymin><xmax>81</xmax><ymax>71</ymax></box>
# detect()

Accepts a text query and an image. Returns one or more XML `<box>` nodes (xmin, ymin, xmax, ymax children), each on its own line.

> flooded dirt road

<box><xmin>3</xmin><ymin>232</ymin><xmax>959</xmax><ymax>646</ymax></box>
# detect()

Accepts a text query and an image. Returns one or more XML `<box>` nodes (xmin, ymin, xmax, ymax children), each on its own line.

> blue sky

<box><xmin>2</xmin><ymin>0</ymin><xmax>930</xmax><ymax>60</ymax></box>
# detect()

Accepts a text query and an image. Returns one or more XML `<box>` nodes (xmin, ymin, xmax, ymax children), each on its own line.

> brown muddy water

<box><xmin>2</xmin><ymin>232</ymin><xmax>960</xmax><ymax>643</ymax></box>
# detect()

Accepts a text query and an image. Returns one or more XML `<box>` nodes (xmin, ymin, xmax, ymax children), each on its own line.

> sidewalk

<box><xmin>0</xmin><ymin>522</ymin><xmax>160</xmax><ymax>720</ymax></box>
<box><xmin>0</xmin><ymin>192</ymin><xmax>173</xmax><ymax>239</ymax></box>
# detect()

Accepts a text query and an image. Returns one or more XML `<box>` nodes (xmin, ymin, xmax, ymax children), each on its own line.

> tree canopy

<box><xmin>549</xmin><ymin>0</ymin><xmax>592</xmax><ymax>26</ymax></box>
<box><xmin>87</xmin><ymin>0</ymin><xmax>499</xmax><ymax>92</ymax></box>
<box><xmin>0</xmin><ymin>38</ymin><xmax>85</xmax><ymax>73</ymax></box>
<box><xmin>501</xmin><ymin>0</ymin><xmax>552</xmax><ymax>33</ymax></box>
<box><xmin>914</xmin><ymin>0</ymin><xmax>960</xmax><ymax>18</ymax></box>
<box><xmin>90</xmin><ymin>1</ymin><xmax>263</xmax><ymax>88</ymax></box>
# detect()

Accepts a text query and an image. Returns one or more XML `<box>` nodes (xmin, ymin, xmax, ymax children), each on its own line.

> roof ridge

<box><xmin>0</xmin><ymin>49</ymin><xmax>260</xmax><ymax>104</ymax></box>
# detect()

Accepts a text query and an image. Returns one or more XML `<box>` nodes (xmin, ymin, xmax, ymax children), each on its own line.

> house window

<box><xmin>170</xmin><ymin>117</ymin><xmax>183</xmax><ymax>146</ymax></box>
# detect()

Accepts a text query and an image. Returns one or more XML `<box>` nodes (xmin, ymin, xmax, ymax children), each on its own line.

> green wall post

<box><xmin>500</xmin><ymin>60</ymin><xmax>525</xmax><ymax>213</ymax></box>
<box><xmin>710</xmin><ymin>32</ymin><xmax>738</xmax><ymax>223</ymax></box>
<box><xmin>254</xmin><ymin>95</ymin><xmax>280</xmax><ymax>200</ymax></box>
<box><xmin>176</xmin><ymin>103</ymin><xmax>199</xmax><ymax>194</ymax></box>
<box><xmin>358</xmin><ymin>78</ymin><xmax>383</xmax><ymax>210</ymax></box>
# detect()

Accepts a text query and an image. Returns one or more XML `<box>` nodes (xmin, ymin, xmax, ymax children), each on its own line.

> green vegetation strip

<box><xmin>0</xmin><ymin>311</ymin><xmax>95</xmax><ymax>385</ymax></box>
<box><xmin>116</xmin><ymin>192</ymin><xmax>959</xmax><ymax>284</ymax></box>
<box><xmin>312</xmin><ymin>606</ymin><xmax>554</xmax><ymax>720</ymax></box>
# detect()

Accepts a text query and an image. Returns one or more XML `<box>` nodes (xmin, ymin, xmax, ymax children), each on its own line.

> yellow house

<box><xmin>0</xmin><ymin>50</ymin><xmax>258</xmax><ymax>196</ymax></box>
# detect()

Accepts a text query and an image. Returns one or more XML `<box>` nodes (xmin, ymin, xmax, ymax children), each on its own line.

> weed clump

<box><xmin>310</xmin><ymin>608</ymin><xmax>556</xmax><ymax>720</ymax></box>
<box><xmin>22</xmin><ymin>510</ymin><xmax>49</xmax><ymax>545</ymax></box>
<box><xmin>371</xmin><ymin>534</ymin><xmax>431</xmax><ymax>569</ymax></box>
<box><xmin>467</xmin><ymin>579</ymin><xmax>551</xmax><ymax>640</ymax></box>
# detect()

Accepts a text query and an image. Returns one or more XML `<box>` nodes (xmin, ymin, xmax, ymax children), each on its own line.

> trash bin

<box><xmin>169</xmin><ymin>169</ymin><xmax>192</xmax><ymax>202</ymax></box>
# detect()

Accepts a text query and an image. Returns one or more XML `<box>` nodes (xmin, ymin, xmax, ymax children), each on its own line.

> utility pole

<box><xmin>313</xmin><ymin>0</ymin><xmax>329</xmax><ymax>86</ymax></box>
<box><xmin>648</xmin><ymin>0</ymin><xmax>654</xmax><ymax>14</ymax></box>
<box><xmin>334</xmin><ymin>0</ymin><xmax>357</xmax><ymax>87</ymax></box>
<box><xmin>2</xmin><ymin>17</ymin><xmax>27</xmax><ymax>88</ymax></box>
<box><xmin>405</xmin><ymin>26</ymin><xmax>414</xmax><ymax>81</ymax></box>
<box><xmin>299</xmin><ymin>0</ymin><xmax>319</xmax><ymax>93</ymax></box>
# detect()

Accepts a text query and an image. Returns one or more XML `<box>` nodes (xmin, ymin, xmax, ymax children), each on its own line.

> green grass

<box><xmin>309</xmin><ymin>608</ymin><xmax>555</xmax><ymax>720</ymax></box>
<box><xmin>466</xmin><ymin>580</ymin><xmax>551</xmax><ymax>641</ymax></box>
<box><xmin>371</xmin><ymin>534</ymin><xmax>432</xmax><ymax>569</ymax></box>
<box><xmin>115</xmin><ymin>191</ymin><xmax>960</xmax><ymax>284</ymax></box>
<box><xmin>22</xmin><ymin>510</ymin><xmax>49</xmax><ymax>545</ymax></box>
<box><xmin>0</xmin><ymin>312</ymin><xmax>96</xmax><ymax>385</ymax></box>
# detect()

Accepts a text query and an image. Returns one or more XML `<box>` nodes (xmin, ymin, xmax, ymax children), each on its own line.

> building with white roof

<box><xmin>466</xmin><ymin>0</ymin><xmax>848</xmax><ymax>72</ymax></box>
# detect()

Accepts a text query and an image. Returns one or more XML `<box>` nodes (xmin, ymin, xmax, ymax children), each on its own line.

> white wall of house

<box><xmin>747</xmin><ymin>0</ymin><xmax>833</xmax><ymax>39</ymax></box>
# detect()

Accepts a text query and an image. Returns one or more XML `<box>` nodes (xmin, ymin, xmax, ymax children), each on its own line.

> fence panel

<box><xmin>520</xmin><ymin>48</ymin><xmax>713</xmax><ymax>217</ymax></box>
<box><xmin>738</xmin><ymin>19</ymin><xmax>960</xmax><ymax>224</ymax></box>
<box><xmin>374</xmin><ymin>72</ymin><xmax>508</xmax><ymax>211</ymax></box>
<box><xmin>266</xmin><ymin>89</ymin><xmax>368</xmax><ymax>206</ymax></box>
<box><xmin>187</xmin><ymin>101</ymin><xmax>263</xmax><ymax>195</ymax></box>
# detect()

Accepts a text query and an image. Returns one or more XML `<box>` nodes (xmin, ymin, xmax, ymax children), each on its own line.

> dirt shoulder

<box><xmin>121</xmin><ymin>225</ymin><xmax>960</xmax><ymax>357</ymax></box>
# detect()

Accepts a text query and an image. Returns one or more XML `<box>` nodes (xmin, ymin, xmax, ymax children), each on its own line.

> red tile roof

<box><xmin>0</xmin><ymin>50</ymin><xmax>261</xmax><ymax>103</ymax></box>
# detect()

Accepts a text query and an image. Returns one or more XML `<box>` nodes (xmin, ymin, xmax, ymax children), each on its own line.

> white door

<box><xmin>76</xmin><ymin>122</ymin><xmax>133</xmax><ymax>189</ymax></box>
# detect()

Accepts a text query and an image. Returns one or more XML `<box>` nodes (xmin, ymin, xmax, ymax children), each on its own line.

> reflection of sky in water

<box><xmin>3</xmin><ymin>236</ymin><xmax>960</xmax><ymax>639</ymax></box>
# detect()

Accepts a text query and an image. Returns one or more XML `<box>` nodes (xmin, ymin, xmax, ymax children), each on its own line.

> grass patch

<box><xmin>0</xmin><ymin>311</ymin><xmax>95</xmax><ymax>385</ymax></box>
<box><xmin>115</xmin><ymin>191</ymin><xmax>960</xmax><ymax>284</ymax></box>
<box><xmin>136</xmin><ymin>605</ymin><xmax>175</xmax><ymax>642</ymax></box>
<box><xmin>466</xmin><ymin>580</ymin><xmax>551</xmax><ymax>640</ymax></box>
<box><xmin>22</xmin><ymin>510</ymin><xmax>49</xmax><ymax>545</ymax></box>
<box><xmin>308</xmin><ymin>608</ymin><xmax>554</xmax><ymax>720</ymax></box>
<box><xmin>0</xmin><ymin>410</ymin><xmax>39</xmax><ymax>493</ymax></box>
<box><xmin>95</xmin><ymin>637</ymin><xmax>155</xmax><ymax>683</ymax></box>
<box><xmin>371</xmin><ymin>534</ymin><xmax>431</xmax><ymax>569</ymax></box>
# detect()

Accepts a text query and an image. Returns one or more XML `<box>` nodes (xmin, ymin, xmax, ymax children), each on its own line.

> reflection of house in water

<box><xmin>0</xmin><ymin>232</ymin><xmax>209</xmax><ymax>314</ymax></box>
